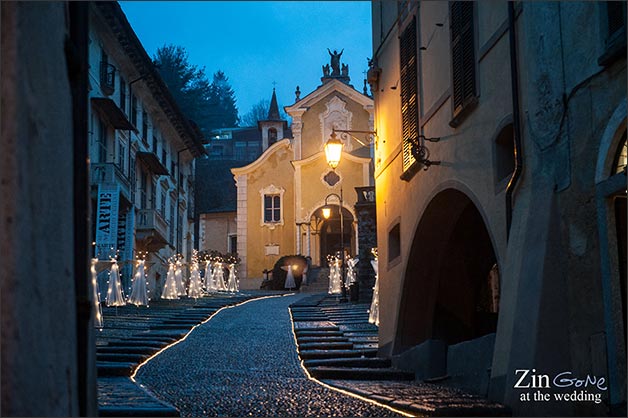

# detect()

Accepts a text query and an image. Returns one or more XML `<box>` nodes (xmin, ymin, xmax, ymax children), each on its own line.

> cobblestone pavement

<box><xmin>135</xmin><ymin>294</ymin><xmax>401</xmax><ymax>417</ymax></box>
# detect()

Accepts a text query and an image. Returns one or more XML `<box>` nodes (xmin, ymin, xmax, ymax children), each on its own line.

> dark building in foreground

<box><xmin>370</xmin><ymin>1</ymin><xmax>626</xmax><ymax>416</ymax></box>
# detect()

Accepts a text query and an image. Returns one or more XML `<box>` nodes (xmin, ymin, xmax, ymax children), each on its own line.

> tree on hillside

<box><xmin>207</xmin><ymin>70</ymin><xmax>239</xmax><ymax>129</ymax></box>
<box><xmin>153</xmin><ymin>46</ymin><xmax>240</xmax><ymax>136</ymax></box>
<box><xmin>153</xmin><ymin>44</ymin><xmax>213</xmax><ymax>136</ymax></box>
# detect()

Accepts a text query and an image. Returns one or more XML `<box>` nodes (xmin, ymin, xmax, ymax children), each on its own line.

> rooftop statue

<box><xmin>327</xmin><ymin>48</ymin><xmax>344</xmax><ymax>76</ymax></box>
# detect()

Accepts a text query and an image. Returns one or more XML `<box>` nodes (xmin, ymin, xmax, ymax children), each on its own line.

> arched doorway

<box><xmin>395</xmin><ymin>188</ymin><xmax>499</xmax><ymax>352</ymax></box>
<box><xmin>318</xmin><ymin>206</ymin><xmax>354</xmax><ymax>266</ymax></box>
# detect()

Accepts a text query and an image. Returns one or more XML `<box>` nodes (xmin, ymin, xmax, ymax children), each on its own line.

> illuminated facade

<box><xmin>370</xmin><ymin>1</ymin><xmax>626</xmax><ymax>415</ymax></box>
<box><xmin>232</xmin><ymin>62</ymin><xmax>374</xmax><ymax>288</ymax></box>
<box><xmin>88</xmin><ymin>2</ymin><xmax>205</xmax><ymax>298</ymax></box>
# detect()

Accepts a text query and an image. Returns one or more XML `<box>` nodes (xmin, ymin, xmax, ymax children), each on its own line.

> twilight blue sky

<box><xmin>119</xmin><ymin>1</ymin><xmax>372</xmax><ymax>124</ymax></box>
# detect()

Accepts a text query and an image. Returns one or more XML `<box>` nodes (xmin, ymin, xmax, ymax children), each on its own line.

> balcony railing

<box><xmin>91</xmin><ymin>162</ymin><xmax>131</xmax><ymax>203</ymax></box>
<box><xmin>136</xmin><ymin>209</ymin><xmax>170</xmax><ymax>248</ymax></box>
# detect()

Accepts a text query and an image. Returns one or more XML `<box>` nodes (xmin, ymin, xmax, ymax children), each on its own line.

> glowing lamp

<box><xmin>324</xmin><ymin>131</ymin><xmax>344</xmax><ymax>169</ymax></box>
<box><xmin>322</xmin><ymin>207</ymin><xmax>331</xmax><ymax>219</ymax></box>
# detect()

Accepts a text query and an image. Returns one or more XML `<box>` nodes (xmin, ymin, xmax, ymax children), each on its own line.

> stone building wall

<box><xmin>1</xmin><ymin>2</ymin><xmax>92</xmax><ymax>415</ymax></box>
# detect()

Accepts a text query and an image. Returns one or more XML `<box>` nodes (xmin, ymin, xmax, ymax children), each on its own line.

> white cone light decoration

<box><xmin>128</xmin><ymin>259</ymin><xmax>149</xmax><ymax>306</ymax></box>
<box><xmin>327</xmin><ymin>255</ymin><xmax>342</xmax><ymax>294</ymax></box>
<box><xmin>91</xmin><ymin>258</ymin><xmax>104</xmax><ymax>328</ymax></box>
<box><xmin>214</xmin><ymin>262</ymin><xmax>227</xmax><ymax>291</ymax></box>
<box><xmin>161</xmin><ymin>262</ymin><xmax>179</xmax><ymax>299</ymax></box>
<box><xmin>175</xmin><ymin>257</ymin><xmax>186</xmax><ymax>296</ymax></box>
<box><xmin>227</xmin><ymin>264</ymin><xmax>239</xmax><ymax>293</ymax></box>
<box><xmin>205</xmin><ymin>260</ymin><xmax>217</xmax><ymax>293</ymax></box>
<box><xmin>368</xmin><ymin>249</ymin><xmax>380</xmax><ymax>326</ymax></box>
<box><xmin>106</xmin><ymin>258</ymin><xmax>126</xmax><ymax>306</ymax></box>
<box><xmin>187</xmin><ymin>250</ymin><xmax>203</xmax><ymax>298</ymax></box>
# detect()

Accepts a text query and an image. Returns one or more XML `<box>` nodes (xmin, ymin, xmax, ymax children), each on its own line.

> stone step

<box><xmin>325</xmin><ymin>381</ymin><xmax>512</xmax><ymax>417</ymax></box>
<box><xmin>162</xmin><ymin>320</ymin><xmax>200</xmax><ymax>326</ymax></box>
<box><xmin>294</xmin><ymin>325</ymin><xmax>339</xmax><ymax>333</ymax></box>
<box><xmin>149</xmin><ymin>324</ymin><xmax>191</xmax><ymax>330</ymax></box>
<box><xmin>298</xmin><ymin>341</ymin><xmax>353</xmax><ymax>350</ymax></box>
<box><xmin>299</xmin><ymin>349</ymin><xmax>377</xmax><ymax>360</ymax></box>
<box><xmin>309</xmin><ymin>366</ymin><xmax>415</xmax><ymax>381</ymax></box>
<box><xmin>291</xmin><ymin>316</ymin><xmax>329</xmax><ymax>321</ymax></box>
<box><xmin>107</xmin><ymin>340</ymin><xmax>166</xmax><ymax>348</ymax></box>
<box><xmin>125</xmin><ymin>336</ymin><xmax>178</xmax><ymax>343</ymax></box>
<box><xmin>97</xmin><ymin>353</ymin><xmax>149</xmax><ymax>363</ymax></box>
<box><xmin>298</xmin><ymin>336</ymin><xmax>349</xmax><ymax>343</ymax></box>
<box><xmin>294</xmin><ymin>330</ymin><xmax>344</xmax><ymax>337</ymax></box>
<box><xmin>97</xmin><ymin>346</ymin><xmax>160</xmax><ymax>355</ymax></box>
<box><xmin>304</xmin><ymin>357</ymin><xmax>391</xmax><ymax>369</ymax></box>
<box><xmin>96</xmin><ymin>361</ymin><xmax>135</xmax><ymax>377</ymax></box>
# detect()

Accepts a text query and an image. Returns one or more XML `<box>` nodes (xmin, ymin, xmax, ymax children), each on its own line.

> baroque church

<box><xmin>231</xmin><ymin>51</ymin><xmax>374</xmax><ymax>287</ymax></box>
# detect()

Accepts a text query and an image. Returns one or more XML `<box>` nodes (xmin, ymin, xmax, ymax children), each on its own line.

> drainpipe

<box><xmin>66</xmin><ymin>2</ymin><xmax>94</xmax><ymax>415</ymax></box>
<box><xmin>506</xmin><ymin>2</ymin><xmax>523</xmax><ymax>240</ymax></box>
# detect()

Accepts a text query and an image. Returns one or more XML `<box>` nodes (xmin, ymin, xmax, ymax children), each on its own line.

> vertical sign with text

<box><xmin>95</xmin><ymin>184</ymin><xmax>120</xmax><ymax>260</ymax></box>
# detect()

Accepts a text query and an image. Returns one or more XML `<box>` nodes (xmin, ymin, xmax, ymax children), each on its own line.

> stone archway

<box><xmin>395</xmin><ymin>188</ymin><xmax>499</xmax><ymax>351</ymax></box>
<box><xmin>318</xmin><ymin>206</ymin><xmax>354</xmax><ymax>266</ymax></box>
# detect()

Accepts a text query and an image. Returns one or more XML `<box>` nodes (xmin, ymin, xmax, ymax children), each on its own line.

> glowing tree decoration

<box><xmin>161</xmin><ymin>262</ymin><xmax>179</xmax><ymax>299</ymax></box>
<box><xmin>346</xmin><ymin>256</ymin><xmax>359</xmax><ymax>288</ymax></box>
<box><xmin>128</xmin><ymin>258</ymin><xmax>149</xmax><ymax>306</ymax></box>
<box><xmin>106</xmin><ymin>257</ymin><xmax>126</xmax><ymax>306</ymax></box>
<box><xmin>368</xmin><ymin>248</ymin><xmax>379</xmax><ymax>326</ymax></box>
<box><xmin>282</xmin><ymin>264</ymin><xmax>296</xmax><ymax>290</ymax></box>
<box><xmin>90</xmin><ymin>258</ymin><xmax>104</xmax><ymax>328</ymax></box>
<box><xmin>204</xmin><ymin>258</ymin><xmax>217</xmax><ymax>293</ymax></box>
<box><xmin>226</xmin><ymin>264</ymin><xmax>239</xmax><ymax>292</ymax></box>
<box><xmin>187</xmin><ymin>250</ymin><xmax>204</xmax><ymax>298</ymax></box>
<box><xmin>327</xmin><ymin>254</ymin><xmax>342</xmax><ymax>294</ymax></box>
<box><xmin>175</xmin><ymin>256</ymin><xmax>186</xmax><ymax>296</ymax></box>
<box><xmin>213</xmin><ymin>262</ymin><xmax>227</xmax><ymax>291</ymax></box>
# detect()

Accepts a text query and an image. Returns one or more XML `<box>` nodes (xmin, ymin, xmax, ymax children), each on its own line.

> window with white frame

<box><xmin>260</xmin><ymin>185</ymin><xmax>285</xmax><ymax>226</ymax></box>
<box><xmin>264</xmin><ymin>195</ymin><xmax>281</xmax><ymax>222</ymax></box>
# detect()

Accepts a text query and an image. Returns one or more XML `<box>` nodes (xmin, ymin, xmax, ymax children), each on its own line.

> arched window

<box><xmin>268</xmin><ymin>128</ymin><xmax>278</xmax><ymax>146</ymax></box>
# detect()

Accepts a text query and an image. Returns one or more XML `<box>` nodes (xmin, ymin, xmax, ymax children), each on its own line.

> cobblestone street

<box><xmin>134</xmin><ymin>294</ymin><xmax>401</xmax><ymax>417</ymax></box>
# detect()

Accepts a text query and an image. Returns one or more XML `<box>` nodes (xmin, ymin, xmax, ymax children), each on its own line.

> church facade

<box><xmin>232</xmin><ymin>53</ymin><xmax>374</xmax><ymax>287</ymax></box>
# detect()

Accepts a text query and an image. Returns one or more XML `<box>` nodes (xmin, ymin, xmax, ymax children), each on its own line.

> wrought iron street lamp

<box><xmin>324</xmin><ymin>132</ymin><xmax>349</xmax><ymax>303</ymax></box>
<box><xmin>323</xmin><ymin>127</ymin><xmax>381</xmax><ymax>303</ymax></box>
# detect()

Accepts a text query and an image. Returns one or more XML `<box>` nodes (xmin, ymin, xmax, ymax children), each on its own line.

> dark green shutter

<box><xmin>400</xmin><ymin>16</ymin><xmax>418</xmax><ymax>173</ymax></box>
<box><xmin>450</xmin><ymin>1</ymin><xmax>476</xmax><ymax>115</ymax></box>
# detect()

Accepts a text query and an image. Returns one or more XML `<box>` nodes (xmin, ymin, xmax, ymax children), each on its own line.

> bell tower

<box><xmin>258</xmin><ymin>88</ymin><xmax>287</xmax><ymax>151</ymax></box>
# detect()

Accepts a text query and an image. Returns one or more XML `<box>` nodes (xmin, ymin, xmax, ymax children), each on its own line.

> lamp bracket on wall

<box><xmin>410</xmin><ymin>134</ymin><xmax>441</xmax><ymax>170</ymax></box>
<box><xmin>332</xmin><ymin>128</ymin><xmax>377</xmax><ymax>147</ymax></box>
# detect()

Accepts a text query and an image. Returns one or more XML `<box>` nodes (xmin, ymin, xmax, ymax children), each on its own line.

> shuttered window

<box><xmin>449</xmin><ymin>1</ymin><xmax>476</xmax><ymax>126</ymax></box>
<box><xmin>400</xmin><ymin>17</ymin><xmax>419</xmax><ymax>174</ymax></box>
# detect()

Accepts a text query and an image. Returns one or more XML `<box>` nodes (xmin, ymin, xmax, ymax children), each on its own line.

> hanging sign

<box><xmin>95</xmin><ymin>184</ymin><xmax>120</xmax><ymax>260</ymax></box>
